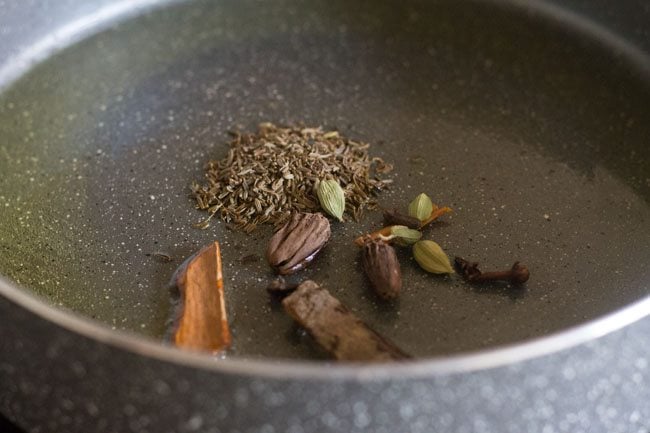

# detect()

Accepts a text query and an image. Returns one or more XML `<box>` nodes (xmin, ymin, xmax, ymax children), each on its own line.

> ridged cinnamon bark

<box><xmin>173</xmin><ymin>242</ymin><xmax>231</xmax><ymax>354</ymax></box>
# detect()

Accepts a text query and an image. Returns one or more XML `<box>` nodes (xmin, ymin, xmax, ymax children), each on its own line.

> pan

<box><xmin>1</xmin><ymin>0</ymin><xmax>649</xmax><ymax>431</ymax></box>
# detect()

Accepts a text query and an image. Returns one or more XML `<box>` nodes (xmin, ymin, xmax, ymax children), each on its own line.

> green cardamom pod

<box><xmin>413</xmin><ymin>240</ymin><xmax>454</xmax><ymax>274</ymax></box>
<box><xmin>408</xmin><ymin>193</ymin><xmax>433</xmax><ymax>222</ymax></box>
<box><xmin>316</xmin><ymin>179</ymin><xmax>345</xmax><ymax>221</ymax></box>
<box><xmin>390</xmin><ymin>225</ymin><xmax>422</xmax><ymax>246</ymax></box>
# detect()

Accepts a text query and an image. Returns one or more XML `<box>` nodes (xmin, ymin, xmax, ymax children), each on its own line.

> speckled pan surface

<box><xmin>1</xmin><ymin>0</ymin><xmax>649</xmax><ymax>360</ymax></box>
<box><xmin>0</xmin><ymin>0</ymin><xmax>650</xmax><ymax>431</ymax></box>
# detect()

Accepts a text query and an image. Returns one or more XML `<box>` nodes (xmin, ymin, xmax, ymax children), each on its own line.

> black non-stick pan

<box><xmin>1</xmin><ymin>0</ymin><xmax>649</xmax><ymax>432</ymax></box>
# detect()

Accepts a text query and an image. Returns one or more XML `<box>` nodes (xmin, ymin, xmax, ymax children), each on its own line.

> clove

<box><xmin>383</xmin><ymin>209</ymin><xmax>421</xmax><ymax>229</ymax></box>
<box><xmin>266</xmin><ymin>276</ymin><xmax>300</xmax><ymax>297</ymax></box>
<box><xmin>454</xmin><ymin>256</ymin><xmax>530</xmax><ymax>285</ymax></box>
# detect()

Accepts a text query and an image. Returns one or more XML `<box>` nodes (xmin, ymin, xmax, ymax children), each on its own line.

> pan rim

<box><xmin>2</xmin><ymin>275</ymin><xmax>650</xmax><ymax>380</ymax></box>
<box><xmin>1</xmin><ymin>0</ymin><xmax>650</xmax><ymax>380</ymax></box>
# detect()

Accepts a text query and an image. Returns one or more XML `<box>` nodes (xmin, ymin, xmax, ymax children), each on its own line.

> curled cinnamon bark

<box><xmin>172</xmin><ymin>242</ymin><xmax>231</xmax><ymax>354</ymax></box>
<box><xmin>282</xmin><ymin>280</ymin><xmax>410</xmax><ymax>362</ymax></box>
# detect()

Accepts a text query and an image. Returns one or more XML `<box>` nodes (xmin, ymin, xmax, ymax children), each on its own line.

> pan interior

<box><xmin>0</xmin><ymin>0</ymin><xmax>649</xmax><ymax>360</ymax></box>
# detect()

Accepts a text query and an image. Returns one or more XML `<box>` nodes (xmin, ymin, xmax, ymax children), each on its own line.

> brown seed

<box><xmin>266</xmin><ymin>212</ymin><xmax>331</xmax><ymax>275</ymax></box>
<box><xmin>383</xmin><ymin>209</ymin><xmax>421</xmax><ymax>230</ymax></box>
<box><xmin>361</xmin><ymin>240</ymin><xmax>402</xmax><ymax>300</ymax></box>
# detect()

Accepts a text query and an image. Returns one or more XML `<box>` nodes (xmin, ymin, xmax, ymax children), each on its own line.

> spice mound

<box><xmin>191</xmin><ymin>122</ymin><xmax>392</xmax><ymax>232</ymax></box>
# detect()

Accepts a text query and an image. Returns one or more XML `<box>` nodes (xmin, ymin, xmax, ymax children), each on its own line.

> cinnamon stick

<box><xmin>282</xmin><ymin>280</ymin><xmax>410</xmax><ymax>362</ymax></box>
<box><xmin>173</xmin><ymin>241</ymin><xmax>231</xmax><ymax>353</ymax></box>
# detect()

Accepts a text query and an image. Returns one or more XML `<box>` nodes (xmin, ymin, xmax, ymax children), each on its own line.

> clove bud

<box><xmin>454</xmin><ymin>257</ymin><xmax>530</xmax><ymax>285</ymax></box>
<box><xmin>383</xmin><ymin>209</ymin><xmax>421</xmax><ymax>229</ymax></box>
